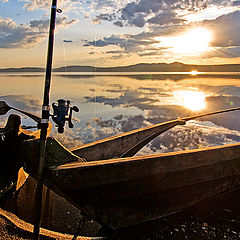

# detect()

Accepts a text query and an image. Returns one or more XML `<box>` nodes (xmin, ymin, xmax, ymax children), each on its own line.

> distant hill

<box><xmin>1</xmin><ymin>62</ymin><xmax>240</xmax><ymax>72</ymax></box>
<box><xmin>0</xmin><ymin>67</ymin><xmax>45</xmax><ymax>72</ymax></box>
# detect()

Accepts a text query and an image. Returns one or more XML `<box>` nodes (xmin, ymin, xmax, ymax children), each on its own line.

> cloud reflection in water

<box><xmin>1</xmin><ymin>73</ymin><xmax>240</xmax><ymax>155</ymax></box>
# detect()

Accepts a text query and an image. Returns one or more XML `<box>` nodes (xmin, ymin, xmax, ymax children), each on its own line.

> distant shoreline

<box><xmin>1</xmin><ymin>62</ymin><xmax>240</xmax><ymax>72</ymax></box>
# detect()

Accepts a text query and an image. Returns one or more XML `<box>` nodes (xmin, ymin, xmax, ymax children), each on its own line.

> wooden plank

<box><xmin>80</xmin><ymin>175</ymin><xmax>240</xmax><ymax>229</ymax></box>
<box><xmin>22</xmin><ymin>137</ymin><xmax>85</xmax><ymax>179</ymax></box>
<box><xmin>23</xmin><ymin>140</ymin><xmax>240</xmax><ymax>229</ymax></box>
<box><xmin>45</xmin><ymin>172</ymin><xmax>240</xmax><ymax>229</ymax></box>
<box><xmin>48</xmin><ymin>143</ymin><xmax>240</xmax><ymax>188</ymax></box>
<box><xmin>51</xmin><ymin>159</ymin><xmax>240</xmax><ymax>204</ymax></box>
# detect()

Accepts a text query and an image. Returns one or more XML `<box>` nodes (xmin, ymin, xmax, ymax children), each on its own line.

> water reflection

<box><xmin>1</xmin><ymin>73</ymin><xmax>240</xmax><ymax>153</ymax></box>
<box><xmin>190</xmin><ymin>70</ymin><xmax>198</xmax><ymax>76</ymax></box>
<box><xmin>173</xmin><ymin>90</ymin><xmax>207</xmax><ymax>111</ymax></box>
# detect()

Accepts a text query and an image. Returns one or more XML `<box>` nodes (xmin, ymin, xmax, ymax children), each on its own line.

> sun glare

<box><xmin>174</xmin><ymin>90</ymin><xmax>206</xmax><ymax>111</ymax></box>
<box><xmin>191</xmin><ymin>70</ymin><xmax>198</xmax><ymax>75</ymax></box>
<box><xmin>157</xmin><ymin>28</ymin><xmax>212</xmax><ymax>55</ymax></box>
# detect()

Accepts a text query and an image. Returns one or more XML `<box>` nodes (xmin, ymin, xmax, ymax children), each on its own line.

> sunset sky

<box><xmin>1</xmin><ymin>0</ymin><xmax>240</xmax><ymax>68</ymax></box>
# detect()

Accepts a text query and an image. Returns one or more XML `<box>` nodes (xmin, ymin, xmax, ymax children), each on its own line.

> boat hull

<box><xmin>23</xmin><ymin>139</ymin><xmax>240</xmax><ymax>229</ymax></box>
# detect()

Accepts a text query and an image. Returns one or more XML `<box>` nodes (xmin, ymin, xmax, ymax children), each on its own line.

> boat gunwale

<box><xmin>70</xmin><ymin>119</ymin><xmax>183</xmax><ymax>152</ymax></box>
<box><xmin>52</xmin><ymin>142</ymin><xmax>240</xmax><ymax>170</ymax></box>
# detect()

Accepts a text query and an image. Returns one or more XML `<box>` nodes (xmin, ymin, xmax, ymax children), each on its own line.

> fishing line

<box><xmin>94</xmin><ymin>30</ymin><xmax>97</xmax><ymax>128</ymax></box>
<box><xmin>61</xmin><ymin>39</ymin><xmax>68</xmax><ymax>83</ymax></box>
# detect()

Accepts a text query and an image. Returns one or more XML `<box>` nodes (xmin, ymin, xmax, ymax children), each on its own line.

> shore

<box><xmin>2</xmin><ymin>204</ymin><xmax>240</xmax><ymax>240</ymax></box>
<box><xmin>2</xmin><ymin>188</ymin><xmax>240</xmax><ymax>240</ymax></box>
<box><xmin>0</xmin><ymin>208</ymin><xmax>102</xmax><ymax>240</ymax></box>
<box><xmin>105</xmin><ymin>188</ymin><xmax>240</xmax><ymax>240</ymax></box>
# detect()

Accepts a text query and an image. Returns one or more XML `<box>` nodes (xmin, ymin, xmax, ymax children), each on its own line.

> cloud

<box><xmin>204</xmin><ymin>10</ymin><xmax>240</xmax><ymax>48</ymax></box>
<box><xmin>81</xmin><ymin>111</ymin><xmax>240</xmax><ymax>157</ymax></box>
<box><xmin>118</xmin><ymin>0</ymin><xmax>184</xmax><ymax>27</ymax></box>
<box><xmin>84</xmin><ymin>89</ymin><xmax>160</xmax><ymax>111</ymax></box>
<box><xmin>0</xmin><ymin>16</ymin><xmax>77</xmax><ymax>48</ymax></box>
<box><xmin>105</xmin><ymin>50</ymin><xmax>124</xmax><ymax>54</ymax></box>
<box><xmin>122</xmin><ymin>0</ymin><xmax>163</xmax><ymax>18</ymax></box>
<box><xmin>84</xmin><ymin>32</ymin><xmax>161</xmax><ymax>55</ymax></box>
<box><xmin>16</xmin><ymin>1</ymin><xmax>240</xmax><ymax>59</ymax></box>
<box><xmin>3</xmin><ymin>74</ymin><xmax>236</xmax><ymax>153</ymax></box>
<box><xmin>0</xmin><ymin>94</ymin><xmax>42</xmax><ymax>126</ymax></box>
<box><xmin>50</xmin><ymin>109</ymin><xmax>240</xmax><ymax>155</ymax></box>
<box><xmin>91</xmin><ymin>0</ymin><xmax>196</xmax><ymax>27</ymax></box>
<box><xmin>233</xmin><ymin>1</ymin><xmax>240</xmax><ymax>6</ymax></box>
<box><xmin>30</xmin><ymin>17</ymin><xmax>78</xmax><ymax>31</ymax></box>
<box><xmin>52</xmin><ymin>128</ymin><xmax>84</xmax><ymax>149</ymax></box>
<box><xmin>90</xmin><ymin>0</ymin><xmax>131</xmax><ymax>13</ymax></box>
<box><xmin>82</xmin><ymin>77</ymin><xmax>240</xmax><ymax>132</ymax></box>
<box><xmin>84</xmin><ymin>26</ymin><xmax>182</xmax><ymax>57</ymax></box>
<box><xmin>199</xmin><ymin>46</ymin><xmax>240</xmax><ymax>59</ymax></box>
<box><xmin>94</xmin><ymin>114</ymin><xmax>146</xmax><ymax>132</ymax></box>
<box><xmin>148</xmin><ymin>11</ymin><xmax>185</xmax><ymax>25</ymax></box>
<box><xmin>114</xmin><ymin>21</ymin><xmax>123</xmax><ymax>27</ymax></box>
<box><xmin>96</xmin><ymin>0</ymin><xmax>210</xmax><ymax>28</ymax></box>
<box><xmin>83</xmin><ymin>8</ymin><xmax>240</xmax><ymax>59</ymax></box>
<box><xmin>48</xmin><ymin>77</ymin><xmax>240</xmax><ymax>154</ymax></box>
<box><xmin>0</xmin><ymin>95</ymin><xmax>41</xmax><ymax>113</ymax></box>
<box><xmin>128</xmin><ymin>13</ymin><xmax>146</xmax><ymax>27</ymax></box>
<box><xmin>20</xmin><ymin>0</ymin><xmax>240</xmax><ymax>30</ymax></box>
<box><xmin>139</xmin><ymin>120</ymin><xmax>240</xmax><ymax>155</ymax></box>
<box><xmin>81</xmin><ymin>22</ymin><xmax>174</xmax><ymax>56</ymax></box>
<box><xmin>22</xmin><ymin>0</ymin><xmax>132</xmax><ymax>17</ymax></box>
<box><xmin>0</xmin><ymin>17</ymin><xmax>46</xmax><ymax>48</ymax></box>
<box><xmin>202</xmin><ymin>95</ymin><xmax>240</xmax><ymax>131</ymax></box>
<box><xmin>22</xmin><ymin>0</ymin><xmax>50</xmax><ymax>11</ymax></box>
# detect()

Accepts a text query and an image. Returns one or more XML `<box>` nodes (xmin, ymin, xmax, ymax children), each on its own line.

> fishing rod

<box><xmin>0</xmin><ymin>1</ymin><xmax>77</xmax><ymax>237</ymax></box>
<box><xmin>33</xmin><ymin>0</ymin><xmax>58</xmax><ymax>238</ymax></box>
<box><xmin>32</xmin><ymin>1</ymin><xmax>79</xmax><ymax>238</ymax></box>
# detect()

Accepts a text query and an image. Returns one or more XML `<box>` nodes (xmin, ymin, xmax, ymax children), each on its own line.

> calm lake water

<box><xmin>1</xmin><ymin>72</ymin><xmax>240</xmax><ymax>154</ymax></box>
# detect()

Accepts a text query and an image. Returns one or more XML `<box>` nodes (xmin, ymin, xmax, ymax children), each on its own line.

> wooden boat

<box><xmin>2</xmin><ymin>1</ymin><xmax>240</xmax><ymax>237</ymax></box>
<box><xmin>13</xmin><ymin>107</ymin><xmax>240</xmax><ymax>230</ymax></box>
<box><xmin>0</xmin><ymin>102</ymin><xmax>51</xmax><ymax>201</ymax></box>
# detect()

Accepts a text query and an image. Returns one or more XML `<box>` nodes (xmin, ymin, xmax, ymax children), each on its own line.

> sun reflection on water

<box><xmin>174</xmin><ymin>90</ymin><xmax>207</xmax><ymax>111</ymax></box>
<box><xmin>190</xmin><ymin>70</ymin><xmax>199</xmax><ymax>76</ymax></box>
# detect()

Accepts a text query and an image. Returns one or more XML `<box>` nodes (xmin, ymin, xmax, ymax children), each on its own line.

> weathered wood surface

<box><xmin>49</xmin><ymin>143</ymin><xmax>240</xmax><ymax>229</ymax></box>
<box><xmin>23</xmin><ymin>138</ymin><xmax>240</xmax><ymax>229</ymax></box>
<box><xmin>20</xmin><ymin>108</ymin><xmax>240</xmax><ymax>229</ymax></box>
<box><xmin>49</xmin><ymin>143</ymin><xmax>240</xmax><ymax>188</ymax></box>
<box><xmin>23</xmin><ymin>137</ymin><xmax>85</xmax><ymax>177</ymax></box>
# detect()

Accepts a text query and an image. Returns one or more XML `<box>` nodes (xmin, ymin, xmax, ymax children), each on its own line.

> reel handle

<box><xmin>67</xmin><ymin>106</ymin><xmax>79</xmax><ymax>129</ymax></box>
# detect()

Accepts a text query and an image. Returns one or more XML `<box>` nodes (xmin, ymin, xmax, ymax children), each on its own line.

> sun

<box><xmin>173</xmin><ymin>90</ymin><xmax>206</xmax><ymax>111</ymax></box>
<box><xmin>173</xmin><ymin>28</ymin><xmax>212</xmax><ymax>54</ymax></box>
<box><xmin>156</xmin><ymin>28</ymin><xmax>212</xmax><ymax>55</ymax></box>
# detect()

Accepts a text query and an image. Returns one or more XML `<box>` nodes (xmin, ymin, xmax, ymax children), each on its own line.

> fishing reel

<box><xmin>51</xmin><ymin>99</ymin><xmax>79</xmax><ymax>133</ymax></box>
